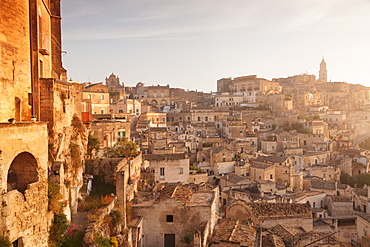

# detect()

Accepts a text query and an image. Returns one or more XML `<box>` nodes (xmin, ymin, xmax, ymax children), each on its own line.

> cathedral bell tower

<box><xmin>319</xmin><ymin>57</ymin><xmax>327</xmax><ymax>82</ymax></box>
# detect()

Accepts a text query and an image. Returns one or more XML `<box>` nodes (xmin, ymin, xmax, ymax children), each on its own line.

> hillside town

<box><xmin>2</xmin><ymin>1</ymin><xmax>370</xmax><ymax>247</ymax></box>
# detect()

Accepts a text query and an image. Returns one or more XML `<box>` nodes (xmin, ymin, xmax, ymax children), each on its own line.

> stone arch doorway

<box><xmin>7</xmin><ymin>152</ymin><xmax>38</xmax><ymax>194</ymax></box>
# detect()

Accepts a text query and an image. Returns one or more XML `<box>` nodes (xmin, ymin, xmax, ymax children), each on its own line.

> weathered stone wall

<box><xmin>84</xmin><ymin>196</ymin><xmax>118</xmax><ymax>246</ymax></box>
<box><xmin>40</xmin><ymin>79</ymin><xmax>83</xmax><ymax>136</ymax></box>
<box><xmin>0</xmin><ymin>0</ymin><xmax>32</xmax><ymax>122</ymax></box>
<box><xmin>134</xmin><ymin>198</ymin><xmax>212</xmax><ymax>247</ymax></box>
<box><xmin>144</xmin><ymin>154</ymin><xmax>190</xmax><ymax>183</ymax></box>
<box><xmin>85</xmin><ymin>158</ymin><xmax>123</xmax><ymax>184</ymax></box>
<box><xmin>91</xmin><ymin>120</ymin><xmax>131</xmax><ymax>149</ymax></box>
<box><xmin>0</xmin><ymin>122</ymin><xmax>50</xmax><ymax>246</ymax></box>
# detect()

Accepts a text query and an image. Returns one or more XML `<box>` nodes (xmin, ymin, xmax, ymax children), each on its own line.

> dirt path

<box><xmin>72</xmin><ymin>211</ymin><xmax>89</xmax><ymax>230</ymax></box>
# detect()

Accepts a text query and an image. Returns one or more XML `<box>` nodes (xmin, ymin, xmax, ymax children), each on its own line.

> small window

<box><xmin>178</xmin><ymin>168</ymin><xmax>183</xmax><ymax>174</ymax></box>
<box><xmin>87</xmin><ymin>94</ymin><xmax>91</xmax><ymax>99</ymax></box>
<box><xmin>100</xmin><ymin>95</ymin><xmax>104</xmax><ymax>100</ymax></box>
<box><xmin>160</xmin><ymin>168</ymin><xmax>165</xmax><ymax>176</ymax></box>
<box><xmin>166</xmin><ymin>215</ymin><xmax>173</xmax><ymax>222</ymax></box>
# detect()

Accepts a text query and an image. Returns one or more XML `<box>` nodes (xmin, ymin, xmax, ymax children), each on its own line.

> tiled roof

<box><xmin>339</xmin><ymin>149</ymin><xmax>362</xmax><ymax>156</ymax></box>
<box><xmin>328</xmin><ymin>196</ymin><xmax>351</xmax><ymax>202</ymax></box>
<box><xmin>223</xmin><ymin>173</ymin><xmax>250</xmax><ymax>184</ymax></box>
<box><xmin>149</xmin><ymin>127</ymin><xmax>168</xmax><ymax>132</ymax></box>
<box><xmin>353</xmin><ymin>188</ymin><xmax>368</xmax><ymax>197</ymax></box>
<box><xmin>211</xmin><ymin>147</ymin><xmax>231</xmax><ymax>153</ymax></box>
<box><xmin>250</xmin><ymin>162</ymin><xmax>271</xmax><ymax>169</ymax></box>
<box><xmin>156</xmin><ymin>184</ymin><xmax>193</xmax><ymax>205</ymax></box>
<box><xmin>212</xmin><ymin>219</ymin><xmax>256</xmax><ymax>246</ymax></box>
<box><xmin>287</xmin><ymin>191</ymin><xmax>324</xmax><ymax>201</ymax></box>
<box><xmin>232</xmin><ymin>184</ymin><xmax>261</xmax><ymax>195</ymax></box>
<box><xmin>268</xmin><ymin>224</ymin><xmax>300</xmax><ymax>243</ymax></box>
<box><xmin>262</xmin><ymin>234</ymin><xmax>286</xmax><ymax>247</ymax></box>
<box><xmin>246</xmin><ymin>202</ymin><xmax>311</xmax><ymax>218</ymax></box>
<box><xmin>255</xmin><ymin>155</ymin><xmax>288</xmax><ymax>163</ymax></box>
<box><xmin>337</xmin><ymin>183</ymin><xmax>347</xmax><ymax>189</ymax></box>
<box><xmin>357</xmin><ymin>213</ymin><xmax>370</xmax><ymax>223</ymax></box>
<box><xmin>143</xmin><ymin>153</ymin><xmax>187</xmax><ymax>161</ymax></box>
<box><xmin>189</xmin><ymin>192</ymin><xmax>215</xmax><ymax>207</ymax></box>
<box><xmin>310</xmin><ymin>179</ymin><xmax>336</xmax><ymax>190</ymax></box>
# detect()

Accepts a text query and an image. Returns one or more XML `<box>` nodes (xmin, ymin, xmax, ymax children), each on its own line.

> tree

<box><xmin>356</xmin><ymin>173</ymin><xmax>370</xmax><ymax>188</ymax></box>
<box><xmin>340</xmin><ymin>172</ymin><xmax>350</xmax><ymax>185</ymax></box>
<box><xmin>87</xmin><ymin>133</ymin><xmax>100</xmax><ymax>157</ymax></box>
<box><xmin>359</xmin><ymin>137</ymin><xmax>370</xmax><ymax>150</ymax></box>
<box><xmin>104</xmin><ymin>138</ymin><xmax>138</xmax><ymax>158</ymax></box>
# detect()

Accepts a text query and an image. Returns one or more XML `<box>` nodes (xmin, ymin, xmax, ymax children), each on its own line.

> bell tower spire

<box><xmin>319</xmin><ymin>57</ymin><xmax>327</xmax><ymax>82</ymax></box>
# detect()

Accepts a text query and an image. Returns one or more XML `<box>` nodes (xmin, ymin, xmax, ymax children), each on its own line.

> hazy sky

<box><xmin>61</xmin><ymin>0</ymin><xmax>370</xmax><ymax>92</ymax></box>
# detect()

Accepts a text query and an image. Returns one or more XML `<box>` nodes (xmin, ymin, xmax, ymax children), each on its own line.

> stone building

<box><xmin>90</xmin><ymin>120</ymin><xmax>131</xmax><ymax>149</ymax></box>
<box><xmin>272</xmin><ymin>73</ymin><xmax>316</xmax><ymax>85</ymax></box>
<box><xmin>325</xmin><ymin>196</ymin><xmax>353</xmax><ymax>216</ymax></box>
<box><xmin>139</xmin><ymin>112</ymin><xmax>167</xmax><ymax>128</ymax></box>
<box><xmin>265</xmin><ymin>94</ymin><xmax>293</xmax><ymax>113</ymax></box>
<box><xmin>197</xmin><ymin>146</ymin><xmax>234</xmax><ymax>175</ymax></box>
<box><xmin>0</xmin><ymin>123</ymin><xmax>50</xmax><ymax>246</ymax></box>
<box><xmin>191</xmin><ymin>107</ymin><xmax>215</xmax><ymax>124</ymax></box>
<box><xmin>143</xmin><ymin>153</ymin><xmax>190</xmax><ymax>183</ymax></box>
<box><xmin>82</xmin><ymin>89</ymin><xmax>110</xmax><ymax>114</ymax></box>
<box><xmin>110</xmin><ymin>98</ymin><xmax>141</xmax><ymax>116</ymax></box>
<box><xmin>218</xmin><ymin>75</ymin><xmax>281</xmax><ymax>96</ymax></box>
<box><xmin>1</xmin><ymin>0</ymin><xmax>87</xmax><ymax>245</ymax></box>
<box><xmin>133</xmin><ymin>184</ymin><xmax>219</xmax><ymax>247</ymax></box>
<box><xmin>105</xmin><ymin>73</ymin><xmax>125</xmax><ymax>93</ymax></box>
<box><xmin>148</xmin><ymin>127</ymin><xmax>172</xmax><ymax>153</ymax></box>
<box><xmin>214</xmin><ymin>92</ymin><xmax>244</xmax><ymax>107</ymax></box>
<box><xmin>253</xmin><ymin>156</ymin><xmax>293</xmax><ymax>185</ymax></box>
<box><xmin>146</xmin><ymin>84</ymin><xmax>171</xmax><ymax>107</ymax></box>
<box><xmin>249</xmin><ymin>163</ymin><xmax>275</xmax><ymax>182</ymax></box>
<box><xmin>356</xmin><ymin>214</ymin><xmax>370</xmax><ymax>246</ymax></box>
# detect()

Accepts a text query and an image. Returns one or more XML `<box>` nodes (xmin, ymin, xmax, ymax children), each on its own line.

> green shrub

<box><xmin>48</xmin><ymin>180</ymin><xmax>62</xmax><ymax>212</ymax></box>
<box><xmin>203</xmin><ymin>142</ymin><xmax>213</xmax><ymax>147</ymax></box>
<box><xmin>95</xmin><ymin>236</ymin><xmax>112</xmax><ymax>247</ymax></box>
<box><xmin>0</xmin><ymin>236</ymin><xmax>11</xmax><ymax>247</ymax></box>
<box><xmin>49</xmin><ymin>213</ymin><xmax>69</xmax><ymax>247</ymax></box>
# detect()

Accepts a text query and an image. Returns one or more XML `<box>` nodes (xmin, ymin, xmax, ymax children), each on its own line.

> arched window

<box><xmin>7</xmin><ymin>152</ymin><xmax>38</xmax><ymax>194</ymax></box>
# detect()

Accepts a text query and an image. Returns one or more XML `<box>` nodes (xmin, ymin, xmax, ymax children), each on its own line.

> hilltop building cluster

<box><xmin>77</xmin><ymin>57</ymin><xmax>370</xmax><ymax>246</ymax></box>
<box><xmin>2</xmin><ymin>1</ymin><xmax>370</xmax><ymax>247</ymax></box>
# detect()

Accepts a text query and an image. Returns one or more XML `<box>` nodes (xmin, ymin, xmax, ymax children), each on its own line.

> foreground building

<box><xmin>133</xmin><ymin>184</ymin><xmax>219</xmax><ymax>247</ymax></box>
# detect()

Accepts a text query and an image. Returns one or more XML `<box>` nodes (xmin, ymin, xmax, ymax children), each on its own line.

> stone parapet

<box><xmin>83</xmin><ymin>196</ymin><xmax>117</xmax><ymax>246</ymax></box>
